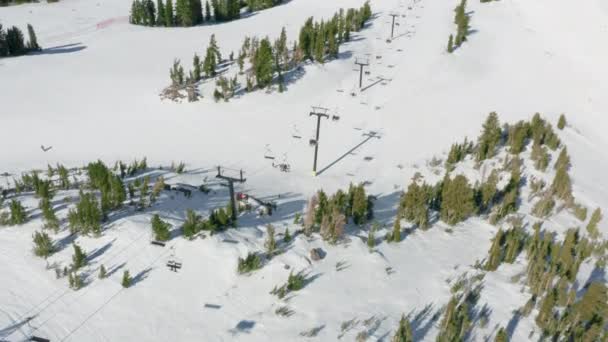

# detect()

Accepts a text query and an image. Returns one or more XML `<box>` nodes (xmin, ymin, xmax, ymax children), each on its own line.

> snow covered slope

<box><xmin>1</xmin><ymin>0</ymin><xmax>607</xmax><ymax>340</ymax></box>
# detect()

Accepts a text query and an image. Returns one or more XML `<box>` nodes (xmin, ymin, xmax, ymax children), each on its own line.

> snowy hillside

<box><xmin>1</xmin><ymin>0</ymin><xmax>608</xmax><ymax>341</ymax></box>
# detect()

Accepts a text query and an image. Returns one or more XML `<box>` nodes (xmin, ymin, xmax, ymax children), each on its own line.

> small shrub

<box><xmin>32</xmin><ymin>231</ymin><xmax>54</xmax><ymax>258</ymax></box>
<box><xmin>237</xmin><ymin>253</ymin><xmax>261</xmax><ymax>274</ymax></box>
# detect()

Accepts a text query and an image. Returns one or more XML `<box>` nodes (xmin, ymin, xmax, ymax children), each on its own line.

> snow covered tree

<box><xmin>99</xmin><ymin>264</ymin><xmax>107</xmax><ymax>279</ymax></box>
<box><xmin>392</xmin><ymin>314</ymin><xmax>413</xmax><ymax>342</ymax></box>
<box><xmin>32</xmin><ymin>231</ymin><xmax>54</xmax><ymax>258</ymax></box>
<box><xmin>121</xmin><ymin>270</ymin><xmax>132</xmax><ymax>288</ymax></box>
<box><xmin>72</xmin><ymin>242</ymin><xmax>87</xmax><ymax>270</ymax></box>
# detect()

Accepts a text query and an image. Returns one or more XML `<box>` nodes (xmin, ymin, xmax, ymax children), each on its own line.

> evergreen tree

<box><xmin>494</xmin><ymin>327</ymin><xmax>507</xmax><ymax>342</ymax></box>
<box><xmin>551</xmin><ymin>166</ymin><xmax>572</xmax><ymax>201</ymax></box>
<box><xmin>485</xmin><ymin>228</ymin><xmax>504</xmax><ymax>271</ymax></box>
<box><xmin>557</xmin><ymin>114</ymin><xmax>567</xmax><ymax>130</ymax></box>
<box><xmin>440</xmin><ymin>174</ymin><xmax>476</xmax><ymax>225</ymax></box>
<box><xmin>156</xmin><ymin>0</ymin><xmax>166</xmax><ymax>25</ymax></box>
<box><xmin>313</xmin><ymin>21</ymin><xmax>326</xmax><ymax>63</ymax></box>
<box><xmin>205</xmin><ymin>0</ymin><xmax>211</xmax><ymax>21</ymax></box>
<box><xmin>6</xmin><ymin>26</ymin><xmax>25</xmax><ymax>56</ymax></box>
<box><xmin>400</xmin><ymin>182</ymin><xmax>430</xmax><ymax>229</ymax></box>
<box><xmin>390</xmin><ymin>219</ymin><xmax>401</xmax><ymax>242</ymax></box>
<box><xmin>72</xmin><ymin>242</ymin><xmax>87</xmax><ymax>270</ymax></box>
<box><xmin>586</xmin><ymin>208</ymin><xmax>602</xmax><ymax>239</ymax></box>
<box><xmin>349</xmin><ymin>183</ymin><xmax>369</xmax><ymax>225</ymax></box>
<box><xmin>254</xmin><ymin>37</ymin><xmax>274</xmax><ymax>88</ymax></box>
<box><xmin>299</xmin><ymin>17</ymin><xmax>314</xmax><ymax>60</ymax></box>
<box><xmin>531</xmin><ymin>142</ymin><xmax>550</xmax><ymax>171</ymax></box>
<box><xmin>175</xmin><ymin>0</ymin><xmax>193</xmax><ymax>26</ymax></box>
<box><xmin>265</xmin><ymin>224</ymin><xmax>276</xmax><ymax>254</ymax></box>
<box><xmin>8</xmin><ymin>199</ymin><xmax>28</xmax><ymax>225</ymax></box>
<box><xmin>479</xmin><ymin>169</ymin><xmax>498</xmax><ymax>211</ymax></box>
<box><xmin>507</xmin><ymin>121</ymin><xmax>531</xmax><ymax>154</ymax></box>
<box><xmin>151</xmin><ymin>214</ymin><xmax>171</xmax><ymax>241</ymax></box>
<box><xmin>283</xmin><ymin>227</ymin><xmax>292</xmax><ymax>243</ymax></box>
<box><xmin>67</xmin><ymin>191</ymin><xmax>102</xmax><ymax>236</ymax></box>
<box><xmin>122</xmin><ymin>270</ymin><xmax>132</xmax><ymax>288</ymax></box>
<box><xmin>392</xmin><ymin>314</ymin><xmax>413</xmax><ymax>342</ymax></box>
<box><xmin>0</xmin><ymin>24</ymin><xmax>8</xmax><ymax>57</ymax></box>
<box><xmin>40</xmin><ymin>198</ymin><xmax>60</xmax><ymax>232</ymax></box>
<box><xmin>182</xmin><ymin>209</ymin><xmax>201</xmax><ymax>239</ymax></box>
<box><xmin>32</xmin><ymin>231</ymin><xmax>54</xmax><ymax>258</ymax></box>
<box><xmin>26</xmin><ymin>24</ymin><xmax>40</xmax><ymax>51</ymax></box>
<box><xmin>476</xmin><ymin>112</ymin><xmax>502</xmax><ymax>161</ymax></box>
<box><xmin>554</xmin><ymin>147</ymin><xmax>570</xmax><ymax>171</ymax></box>
<box><xmin>192</xmin><ymin>53</ymin><xmax>202</xmax><ymax>81</ymax></box>
<box><xmin>170</xmin><ymin>59</ymin><xmax>185</xmax><ymax>85</ymax></box>
<box><xmin>367</xmin><ymin>224</ymin><xmax>376</xmax><ymax>249</ymax></box>
<box><xmin>447</xmin><ymin>34</ymin><xmax>454</xmax><ymax>53</ymax></box>
<box><xmin>165</xmin><ymin>0</ymin><xmax>175</xmax><ymax>26</ymax></box>
<box><xmin>99</xmin><ymin>264</ymin><xmax>107</xmax><ymax>279</ymax></box>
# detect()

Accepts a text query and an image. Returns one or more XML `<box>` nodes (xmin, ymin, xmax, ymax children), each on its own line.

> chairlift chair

<box><xmin>309</xmin><ymin>139</ymin><xmax>317</xmax><ymax>147</ymax></box>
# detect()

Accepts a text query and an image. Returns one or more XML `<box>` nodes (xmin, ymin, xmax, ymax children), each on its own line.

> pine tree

<box><xmin>557</xmin><ymin>114</ymin><xmax>567</xmax><ymax>130</ymax></box>
<box><xmin>390</xmin><ymin>219</ymin><xmax>401</xmax><ymax>242</ymax></box>
<box><xmin>265</xmin><ymin>224</ymin><xmax>276</xmax><ymax>254</ymax></box>
<box><xmin>254</xmin><ymin>37</ymin><xmax>274</xmax><ymax>88</ymax></box>
<box><xmin>447</xmin><ymin>34</ymin><xmax>454</xmax><ymax>53</ymax></box>
<box><xmin>8</xmin><ymin>199</ymin><xmax>28</xmax><ymax>225</ymax></box>
<box><xmin>151</xmin><ymin>214</ymin><xmax>171</xmax><ymax>241</ymax></box>
<box><xmin>0</xmin><ymin>24</ymin><xmax>8</xmax><ymax>57</ymax></box>
<box><xmin>392</xmin><ymin>314</ymin><xmax>413</xmax><ymax>342</ymax></box>
<box><xmin>479</xmin><ymin>169</ymin><xmax>498</xmax><ymax>211</ymax></box>
<box><xmin>485</xmin><ymin>228</ymin><xmax>504</xmax><ymax>271</ymax></box>
<box><xmin>72</xmin><ymin>243</ymin><xmax>87</xmax><ymax>270</ymax></box>
<box><xmin>165</xmin><ymin>0</ymin><xmax>175</xmax><ymax>26</ymax></box>
<box><xmin>40</xmin><ymin>198</ymin><xmax>60</xmax><ymax>232</ymax></box>
<box><xmin>531</xmin><ymin>142</ymin><xmax>550</xmax><ymax>171</ymax></box>
<box><xmin>554</xmin><ymin>147</ymin><xmax>570</xmax><ymax>171</ymax></box>
<box><xmin>400</xmin><ymin>182</ymin><xmax>430</xmax><ymax>229</ymax></box>
<box><xmin>367</xmin><ymin>224</ymin><xmax>376</xmax><ymax>249</ymax></box>
<box><xmin>156</xmin><ymin>0</ymin><xmax>166</xmax><ymax>25</ymax></box>
<box><xmin>122</xmin><ymin>270</ymin><xmax>132</xmax><ymax>288</ymax></box>
<box><xmin>586</xmin><ymin>208</ymin><xmax>602</xmax><ymax>239</ymax></box>
<box><xmin>476</xmin><ymin>112</ymin><xmax>502</xmax><ymax>161</ymax></box>
<box><xmin>32</xmin><ymin>231</ymin><xmax>54</xmax><ymax>258</ymax></box>
<box><xmin>26</xmin><ymin>24</ymin><xmax>40</xmax><ymax>51</ymax></box>
<box><xmin>551</xmin><ymin>166</ymin><xmax>572</xmax><ymax>201</ymax></box>
<box><xmin>440</xmin><ymin>174</ymin><xmax>476</xmax><ymax>225</ymax></box>
<box><xmin>299</xmin><ymin>17</ymin><xmax>314</xmax><ymax>60</ymax></box>
<box><xmin>205</xmin><ymin>0</ymin><xmax>211</xmax><ymax>21</ymax></box>
<box><xmin>6</xmin><ymin>26</ymin><xmax>25</xmax><ymax>56</ymax></box>
<box><xmin>99</xmin><ymin>264</ymin><xmax>107</xmax><ymax>279</ymax></box>
<box><xmin>170</xmin><ymin>59</ymin><xmax>185</xmax><ymax>85</ymax></box>
<box><xmin>313</xmin><ymin>22</ymin><xmax>326</xmax><ymax>63</ymax></box>
<box><xmin>494</xmin><ymin>327</ymin><xmax>507</xmax><ymax>342</ymax></box>
<box><xmin>68</xmin><ymin>191</ymin><xmax>102</xmax><ymax>236</ymax></box>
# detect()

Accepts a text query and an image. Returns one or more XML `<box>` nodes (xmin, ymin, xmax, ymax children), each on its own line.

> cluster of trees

<box><xmin>181</xmin><ymin>205</ymin><xmax>234</xmax><ymax>239</ymax></box>
<box><xmin>165</xmin><ymin>2</ymin><xmax>372</xmax><ymax>101</ymax></box>
<box><xmin>151</xmin><ymin>214</ymin><xmax>172</xmax><ymax>241</ymax></box>
<box><xmin>0</xmin><ymin>199</ymin><xmax>28</xmax><ymax>226</ymax></box>
<box><xmin>436</xmin><ymin>282</ymin><xmax>483</xmax><ymax>341</ymax></box>
<box><xmin>447</xmin><ymin>0</ymin><xmax>470</xmax><ymax>53</ymax></box>
<box><xmin>399</xmin><ymin>112</ymin><xmax>570</xmax><ymax>229</ymax></box>
<box><xmin>87</xmin><ymin>160</ymin><xmax>127</xmax><ymax>216</ymax></box>
<box><xmin>303</xmin><ymin>183</ymin><xmax>373</xmax><ymax>243</ymax></box>
<box><xmin>0</xmin><ymin>22</ymin><xmax>40</xmax><ymax>57</ymax></box>
<box><xmin>483</xmin><ymin>220</ymin><xmax>607</xmax><ymax>340</ymax></box>
<box><xmin>68</xmin><ymin>190</ymin><xmax>103</xmax><ymax>236</ymax></box>
<box><xmin>237</xmin><ymin>252</ymin><xmax>261</xmax><ymax>274</ymax></box>
<box><xmin>130</xmin><ymin>0</ymin><xmax>285</xmax><ymax>27</ymax></box>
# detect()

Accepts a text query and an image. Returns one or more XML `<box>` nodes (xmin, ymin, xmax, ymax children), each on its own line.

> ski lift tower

<box><xmin>216</xmin><ymin>167</ymin><xmax>246</xmax><ymax>222</ymax></box>
<box><xmin>309</xmin><ymin>106</ymin><xmax>330</xmax><ymax>176</ymax></box>
<box><xmin>354</xmin><ymin>57</ymin><xmax>370</xmax><ymax>89</ymax></box>
<box><xmin>389</xmin><ymin>12</ymin><xmax>399</xmax><ymax>39</ymax></box>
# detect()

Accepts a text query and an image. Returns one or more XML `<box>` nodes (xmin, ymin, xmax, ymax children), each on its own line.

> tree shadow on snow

<box><xmin>229</xmin><ymin>320</ymin><xmax>256</xmax><ymax>335</ymax></box>
<box><xmin>131</xmin><ymin>267</ymin><xmax>153</xmax><ymax>286</ymax></box>
<box><xmin>0</xmin><ymin>315</ymin><xmax>36</xmax><ymax>338</ymax></box>
<box><xmin>34</xmin><ymin>43</ymin><xmax>87</xmax><ymax>55</ymax></box>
